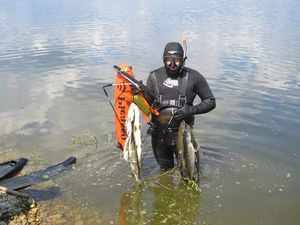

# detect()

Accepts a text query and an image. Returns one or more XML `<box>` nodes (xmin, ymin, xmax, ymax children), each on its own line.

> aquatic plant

<box><xmin>71</xmin><ymin>129</ymin><xmax>99</xmax><ymax>149</ymax></box>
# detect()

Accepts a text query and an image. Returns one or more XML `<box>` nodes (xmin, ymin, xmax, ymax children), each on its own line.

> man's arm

<box><xmin>174</xmin><ymin>72</ymin><xmax>215</xmax><ymax>121</ymax></box>
<box><xmin>145</xmin><ymin>72</ymin><xmax>157</xmax><ymax>105</ymax></box>
<box><xmin>192</xmin><ymin>73</ymin><xmax>216</xmax><ymax>114</ymax></box>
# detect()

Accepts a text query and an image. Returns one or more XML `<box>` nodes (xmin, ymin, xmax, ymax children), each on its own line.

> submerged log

<box><xmin>0</xmin><ymin>190</ymin><xmax>35</xmax><ymax>222</ymax></box>
<box><xmin>0</xmin><ymin>186</ymin><xmax>30</xmax><ymax>198</ymax></box>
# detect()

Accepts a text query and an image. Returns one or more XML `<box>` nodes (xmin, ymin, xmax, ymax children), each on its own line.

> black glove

<box><xmin>146</xmin><ymin>122</ymin><xmax>155</xmax><ymax>135</ymax></box>
<box><xmin>174</xmin><ymin>105</ymin><xmax>195</xmax><ymax>121</ymax></box>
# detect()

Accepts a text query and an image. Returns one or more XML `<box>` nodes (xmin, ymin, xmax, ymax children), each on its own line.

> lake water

<box><xmin>1</xmin><ymin>0</ymin><xmax>300</xmax><ymax>224</ymax></box>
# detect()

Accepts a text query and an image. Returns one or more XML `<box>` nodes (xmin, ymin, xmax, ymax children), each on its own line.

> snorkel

<box><xmin>180</xmin><ymin>35</ymin><xmax>188</xmax><ymax>74</ymax></box>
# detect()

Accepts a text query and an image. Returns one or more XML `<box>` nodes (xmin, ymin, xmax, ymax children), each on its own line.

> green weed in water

<box><xmin>181</xmin><ymin>178</ymin><xmax>201</xmax><ymax>192</ymax></box>
<box><xmin>30</xmin><ymin>152</ymin><xmax>49</xmax><ymax>165</ymax></box>
<box><xmin>71</xmin><ymin>129</ymin><xmax>99</xmax><ymax>149</ymax></box>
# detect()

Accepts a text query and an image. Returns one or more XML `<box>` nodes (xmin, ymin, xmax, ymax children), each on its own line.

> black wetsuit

<box><xmin>146</xmin><ymin>66</ymin><xmax>216</xmax><ymax>169</ymax></box>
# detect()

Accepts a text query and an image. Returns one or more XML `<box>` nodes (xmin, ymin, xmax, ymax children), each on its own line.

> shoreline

<box><xmin>0</xmin><ymin>148</ymin><xmax>113</xmax><ymax>225</ymax></box>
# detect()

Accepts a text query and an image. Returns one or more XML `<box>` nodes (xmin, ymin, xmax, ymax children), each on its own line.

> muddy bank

<box><xmin>0</xmin><ymin>191</ymin><xmax>38</xmax><ymax>225</ymax></box>
<box><xmin>1</xmin><ymin>191</ymin><xmax>112</xmax><ymax>225</ymax></box>
<box><xmin>0</xmin><ymin>148</ymin><xmax>40</xmax><ymax>224</ymax></box>
<box><xmin>1</xmin><ymin>148</ymin><xmax>114</xmax><ymax>225</ymax></box>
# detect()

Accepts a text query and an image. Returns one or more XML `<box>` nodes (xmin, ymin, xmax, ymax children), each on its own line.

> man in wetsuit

<box><xmin>146</xmin><ymin>42</ymin><xmax>216</xmax><ymax>170</ymax></box>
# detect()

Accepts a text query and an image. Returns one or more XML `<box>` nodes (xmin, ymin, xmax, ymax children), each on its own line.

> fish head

<box><xmin>179</xmin><ymin>120</ymin><xmax>186</xmax><ymax>128</ymax></box>
<box><xmin>184</xmin><ymin>124</ymin><xmax>192</xmax><ymax>141</ymax></box>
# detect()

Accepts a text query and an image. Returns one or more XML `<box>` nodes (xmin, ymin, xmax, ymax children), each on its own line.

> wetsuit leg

<box><xmin>151</xmin><ymin>133</ymin><xmax>175</xmax><ymax>170</ymax></box>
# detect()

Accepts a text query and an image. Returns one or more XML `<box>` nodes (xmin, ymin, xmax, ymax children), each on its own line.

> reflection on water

<box><xmin>119</xmin><ymin>173</ymin><xmax>201</xmax><ymax>225</ymax></box>
<box><xmin>1</xmin><ymin>0</ymin><xmax>300</xmax><ymax>224</ymax></box>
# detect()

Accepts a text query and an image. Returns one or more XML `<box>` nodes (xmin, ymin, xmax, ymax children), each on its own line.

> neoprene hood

<box><xmin>163</xmin><ymin>42</ymin><xmax>184</xmax><ymax>76</ymax></box>
<box><xmin>163</xmin><ymin>42</ymin><xmax>184</xmax><ymax>59</ymax></box>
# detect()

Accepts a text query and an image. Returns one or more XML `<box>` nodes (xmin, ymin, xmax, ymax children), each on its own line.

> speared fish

<box><xmin>176</xmin><ymin>120</ymin><xmax>200</xmax><ymax>181</ymax></box>
<box><xmin>184</xmin><ymin>124</ymin><xmax>198</xmax><ymax>181</ymax></box>
<box><xmin>191</xmin><ymin>128</ymin><xmax>201</xmax><ymax>178</ymax></box>
<box><xmin>176</xmin><ymin>120</ymin><xmax>187</xmax><ymax>177</ymax></box>
<box><xmin>123</xmin><ymin>103</ymin><xmax>142</xmax><ymax>182</ymax></box>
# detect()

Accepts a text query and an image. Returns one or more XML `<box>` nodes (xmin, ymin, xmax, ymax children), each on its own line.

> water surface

<box><xmin>1</xmin><ymin>0</ymin><xmax>300</xmax><ymax>224</ymax></box>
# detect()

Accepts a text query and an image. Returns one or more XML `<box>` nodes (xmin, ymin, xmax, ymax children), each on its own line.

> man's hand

<box><xmin>174</xmin><ymin>105</ymin><xmax>195</xmax><ymax>121</ymax></box>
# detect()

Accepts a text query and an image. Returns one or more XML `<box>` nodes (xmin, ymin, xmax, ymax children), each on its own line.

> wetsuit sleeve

<box><xmin>192</xmin><ymin>73</ymin><xmax>216</xmax><ymax>114</ymax></box>
<box><xmin>145</xmin><ymin>72</ymin><xmax>156</xmax><ymax>105</ymax></box>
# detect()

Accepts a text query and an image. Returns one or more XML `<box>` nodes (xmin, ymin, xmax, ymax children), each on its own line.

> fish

<box><xmin>176</xmin><ymin>120</ymin><xmax>187</xmax><ymax>177</ymax></box>
<box><xmin>191</xmin><ymin>129</ymin><xmax>201</xmax><ymax>180</ymax></box>
<box><xmin>183</xmin><ymin>124</ymin><xmax>199</xmax><ymax>181</ymax></box>
<box><xmin>123</xmin><ymin>103</ymin><xmax>142</xmax><ymax>182</ymax></box>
